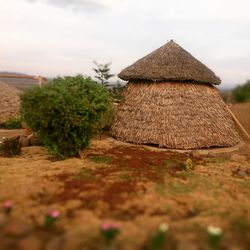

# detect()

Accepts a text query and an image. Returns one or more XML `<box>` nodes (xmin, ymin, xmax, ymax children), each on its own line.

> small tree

<box><xmin>20</xmin><ymin>75</ymin><xmax>110</xmax><ymax>158</ymax></box>
<box><xmin>93</xmin><ymin>61</ymin><xmax>114</xmax><ymax>86</ymax></box>
<box><xmin>232</xmin><ymin>80</ymin><xmax>250</xmax><ymax>103</ymax></box>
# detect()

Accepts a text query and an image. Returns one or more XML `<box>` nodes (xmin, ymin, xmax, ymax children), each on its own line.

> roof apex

<box><xmin>119</xmin><ymin>40</ymin><xmax>221</xmax><ymax>85</ymax></box>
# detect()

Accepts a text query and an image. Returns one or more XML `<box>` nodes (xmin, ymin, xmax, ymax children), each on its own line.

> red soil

<box><xmin>39</xmin><ymin>146</ymin><xmax>203</xmax><ymax>220</ymax></box>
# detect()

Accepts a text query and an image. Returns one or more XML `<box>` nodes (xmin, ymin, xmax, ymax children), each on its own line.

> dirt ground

<box><xmin>0</xmin><ymin>103</ymin><xmax>250</xmax><ymax>250</ymax></box>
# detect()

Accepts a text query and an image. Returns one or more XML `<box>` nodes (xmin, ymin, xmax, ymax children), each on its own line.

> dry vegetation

<box><xmin>231</xmin><ymin>103</ymin><xmax>250</xmax><ymax>134</ymax></box>
<box><xmin>0</xmin><ymin>103</ymin><xmax>249</xmax><ymax>250</ymax></box>
<box><xmin>0</xmin><ymin>80</ymin><xmax>20</xmax><ymax>124</ymax></box>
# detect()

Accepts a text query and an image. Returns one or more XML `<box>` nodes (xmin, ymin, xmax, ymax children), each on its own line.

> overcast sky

<box><xmin>0</xmin><ymin>0</ymin><xmax>249</xmax><ymax>88</ymax></box>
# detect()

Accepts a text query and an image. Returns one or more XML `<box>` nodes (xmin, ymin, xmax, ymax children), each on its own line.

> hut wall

<box><xmin>111</xmin><ymin>82</ymin><xmax>241</xmax><ymax>149</ymax></box>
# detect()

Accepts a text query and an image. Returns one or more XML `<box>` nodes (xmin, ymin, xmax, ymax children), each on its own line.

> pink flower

<box><xmin>3</xmin><ymin>200</ymin><xmax>12</xmax><ymax>209</ymax></box>
<box><xmin>101</xmin><ymin>222</ymin><xmax>120</xmax><ymax>231</ymax></box>
<box><xmin>100</xmin><ymin>222</ymin><xmax>121</xmax><ymax>244</ymax></box>
<box><xmin>101</xmin><ymin>223</ymin><xmax>111</xmax><ymax>230</ymax></box>
<box><xmin>47</xmin><ymin>209</ymin><xmax>60</xmax><ymax>218</ymax></box>
<box><xmin>2</xmin><ymin>200</ymin><xmax>12</xmax><ymax>214</ymax></box>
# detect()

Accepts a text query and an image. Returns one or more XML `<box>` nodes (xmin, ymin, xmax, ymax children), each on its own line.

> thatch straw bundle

<box><xmin>119</xmin><ymin>40</ymin><xmax>221</xmax><ymax>85</ymax></box>
<box><xmin>0</xmin><ymin>80</ymin><xmax>20</xmax><ymax>123</ymax></box>
<box><xmin>112</xmin><ymin>82</ymin><xmax>240</xmax><ymax>149</ymax></box>
<box><xmin>111</xmin><ymin>40</ymin><xmax>241</xmax><ymax>149</ymax></box>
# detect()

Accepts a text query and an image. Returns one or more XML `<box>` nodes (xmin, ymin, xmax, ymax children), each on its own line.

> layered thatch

<box><xmin>112</xmin><ymin>40</ymin><xmax>240</xmax><ymax>149</ymax></box>
<box><xmin>111</xmin><ymin>82</ymin><xmax>240</xmax><ymax>149</ymax></box>
<box><xmin>119</xmin><ymin>40</ymin><xmax>221</xmax><ymax>85</ymax></box>
<box><xmin>0</xmin><ymin>80</ymin><xmax>20</xmax><ymax>124</ymax></box>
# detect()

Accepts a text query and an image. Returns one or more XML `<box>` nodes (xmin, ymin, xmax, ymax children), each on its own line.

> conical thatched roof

<box><xmin>119</xmin><ymin>40</ymin><xmax>221</xmax><ymax>85</ymax></box>
<box><xmin>0</xmin><ymin>80</ymin><xmax>20</xmax><ymax>124</ymax></box>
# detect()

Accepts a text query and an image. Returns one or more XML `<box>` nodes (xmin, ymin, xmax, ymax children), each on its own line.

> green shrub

<box><xmin>98</xmin><ymin>104</ymin><xmax>116</xmax><ymax>130</ymax></box>
<box><xmin>0</xmin><ymin>117</ymin><xmax>22</xmax><ymax>129</ymax></box>
<box><xmin>109</xmin><ymin>82</ymin><xmax>125</xmax><ymax>101</ymax></box>
<box><xmin>232</xmin><ymin>80</ymin><xmax>250</xmax><ymax>103</ymax></box>
<box><xmin>20</xmin><ymin>75</ymin><xmax>110</xmax><ymax>158</ymax></box>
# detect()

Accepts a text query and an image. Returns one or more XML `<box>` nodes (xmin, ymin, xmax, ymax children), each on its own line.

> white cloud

<box><xmin>27</xmin><ymin>0</ymin><xmax>116</xmax><ymax>12</ymax></box>
<box><xmin>0</xmin><ymin>0</ymin><xmax>249</xmax><ymax>87</ymax></box>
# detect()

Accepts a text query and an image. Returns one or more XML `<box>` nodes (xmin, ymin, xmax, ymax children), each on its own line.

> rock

<box><xmin>3</xmin><ymin>221</ymin><xmax>33</xmax><ymax>237</ymax></box>
<box><xmin>19</xmin><ymin>135</ymin><xmax>30</xmax><ymax>147</ymax></box>
<box><xmin>236</xmin><ymin>170</ymin><xmax>247</xmax><ymax>178</ymax></box>
<box><xmin>232</xmin><ymin>168</ymin><xmax>248</xmax><ymax>178</ymax></box>
<box><xmin>230</xmin><ymin>154</ymin><xmax>246</xmax><ymax>162</ymax></box>
<box><xmin>18</xmin><ymin>235</ymin><xmax>43</xmax><ymax>250</ymax></box>
<box><xmin>27</xmin><ymin>134</ymin><xmax>40</xmax><ymax>146</ymax></box>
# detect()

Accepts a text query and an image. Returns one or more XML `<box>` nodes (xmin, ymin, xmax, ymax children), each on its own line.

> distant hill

<box><xmin>0</xmin><ymin>71</ymin><xmax>40</xmax><ymax>90</ymax></box>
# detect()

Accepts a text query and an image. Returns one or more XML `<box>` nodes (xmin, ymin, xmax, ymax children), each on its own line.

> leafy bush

<box><xmin>20</xmin><ymin>75</ymin><xmax>110</xmax><ymax>158</ymax></box>
<box><xmin>109</xmin><ymin>82</ymin><xmax>125</xmax><ymax>101</ymax></box>
<box><xmin>232</xmin><ymin>80</ymin><xmax>250</xmax><ymax>103</ymax></box>
<box><xmin>99</xmin><ymin>104</ymin><xmax>117</xmax><ymax>130</ymax></box>
<box><xmin>0</xmin><ymin>117</ymin><xmax>22</xmax><ymax>129</ymax></box>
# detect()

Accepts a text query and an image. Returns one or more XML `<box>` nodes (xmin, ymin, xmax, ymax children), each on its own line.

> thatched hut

<box><xmin>0</xmin><ymin>80</ymin><xmax>20</xmax><ymax>124</ymax></box>
<box><xmin>111</xmin><ymin>40</ymin><xmax>241</xmax><ymax>149</ymax></box>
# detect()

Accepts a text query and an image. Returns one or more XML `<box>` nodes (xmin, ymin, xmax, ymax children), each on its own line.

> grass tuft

<box><xmin>74</xmin><ymin>168</ymin><xmax>95</xmax><ymax>181</ymax></box>
<box><xmin>203</xmin><ymin>157</ymin><xmax>227</xmax><ymax>164</ymax></box>
<box><xmin>88</xmin><ymin>155</ymin><xmax>113</xmax><ymax>164</ymax></box>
